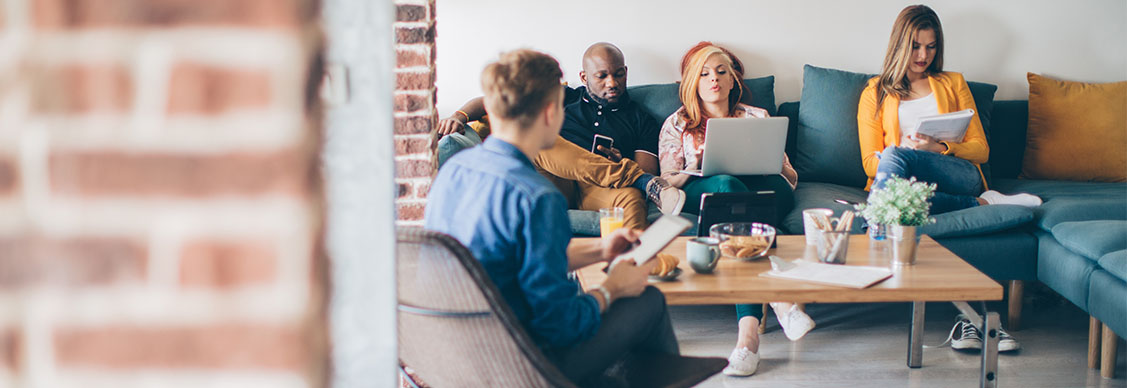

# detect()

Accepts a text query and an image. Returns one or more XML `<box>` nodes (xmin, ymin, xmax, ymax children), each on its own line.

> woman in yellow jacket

<box><xmin>858</xmin><ymin>5</ymin><xmax>1040</xmax><ymax>353</ymax></box>
<box><xmin>858</xmin><ymin>5</ymin><xmax>1042</xmax><ymax>215</ymax></box>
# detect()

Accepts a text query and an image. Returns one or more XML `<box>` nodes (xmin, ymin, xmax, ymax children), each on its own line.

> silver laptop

<box><xmin>679</xmin><ymin>117</ymin><xmax>789</xmax><ymax>177</ymax></box>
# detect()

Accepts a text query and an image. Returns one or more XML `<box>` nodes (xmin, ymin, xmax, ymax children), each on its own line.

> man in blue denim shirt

<box><xmin>426</xmin><ymin>49</ymin><xmax>679</xmax><ymax>385</ymax></box>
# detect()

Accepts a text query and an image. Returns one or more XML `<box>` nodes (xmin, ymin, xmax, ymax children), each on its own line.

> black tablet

<box><xmin>697</xmin><ymin>191</ymin><xmax>778</xmax><ymax>241</ymax></box>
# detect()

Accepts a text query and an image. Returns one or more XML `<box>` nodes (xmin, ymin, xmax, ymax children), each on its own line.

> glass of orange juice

<box><xmin>599</xmin><ymin>207</ymin><xmax>625</xmax><ymax>238</ymax></box>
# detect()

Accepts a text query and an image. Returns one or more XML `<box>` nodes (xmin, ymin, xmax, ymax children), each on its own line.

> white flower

<box><xmin>855</xmin><ymin>176</ymin><xmax>936</xmax><ymax>226</ymax></box>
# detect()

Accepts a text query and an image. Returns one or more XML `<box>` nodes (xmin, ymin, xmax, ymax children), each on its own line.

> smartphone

<box><xmin>591</xmin><ymin>134</ymin><xmax>614</xmax><ymax>157</ymax></box>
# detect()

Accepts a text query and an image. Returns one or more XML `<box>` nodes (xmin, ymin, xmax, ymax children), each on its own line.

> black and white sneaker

<box><xmin>949</xmin><ymin>318</ymin><xmax>983</xmax><ymax>350</ymax></box>
<box><xmin>997</xmin><ymin>326</ymin><xmax>1020</xmax><ymax>352</ymax></box>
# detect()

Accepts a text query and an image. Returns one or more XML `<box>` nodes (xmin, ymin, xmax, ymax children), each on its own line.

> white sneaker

<box><xmin>722</xmin><ymin>347</ymin><xmax>759</xmax><ymax>376</ymax></box>
<box><xmin>997</xmin><ymin>326</ymin><xmax>1021</xmax><ymax>352</ymax></box>
<box><xmin>980</xmin><ymin>190</ymin><xmax>1042</xmax><ymax>208</ymax></box>
<box><xmin>772</xmin><ymin>303</ymin><xmax>815</xmax><ymax>341</ymax></box>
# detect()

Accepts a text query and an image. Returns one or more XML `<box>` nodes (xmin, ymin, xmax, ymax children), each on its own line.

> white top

<box><xmin>898</xmin><ymin>93</ymin><xmax>938</xmax><ymax>145</ymax></box>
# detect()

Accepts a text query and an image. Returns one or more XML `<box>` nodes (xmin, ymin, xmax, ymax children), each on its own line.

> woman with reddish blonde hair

<box><xmin>659</xmin><ymin>42</ymin><xmax>810</xmax><ymax>377</ymax></box>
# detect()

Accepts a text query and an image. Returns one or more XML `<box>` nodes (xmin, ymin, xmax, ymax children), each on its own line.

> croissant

<box><xmin>650</xmin><ymin>253</ymin><xmax>679</xmax><ymax>276</ymax></box>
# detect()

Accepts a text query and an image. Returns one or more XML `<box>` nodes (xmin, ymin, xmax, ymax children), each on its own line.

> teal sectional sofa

<box><xmin>434</xmin><ymin>67</ymin><xmax>1126</xmax><ymax>376</ymax></box>
<box><xmin>773</xmin><ymin>65</ymin><xmax>1125</xmax><ymax>378</ymax></box>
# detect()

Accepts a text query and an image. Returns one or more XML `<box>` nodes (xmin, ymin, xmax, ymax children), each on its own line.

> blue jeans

<box><xmin>436</xmin><ymin>124</ymin><xmax>484</xmax><ymax>167</ymax></box>
<box><xmin>872</xmin><ymin>146</ymin><xmax>982</xmax><ymax>215</ymax></box>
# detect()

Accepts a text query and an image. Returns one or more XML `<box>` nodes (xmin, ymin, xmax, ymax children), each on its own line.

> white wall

<box><xmin>436</xmin><ymin>0</ymin><xmax>1126</xmax><ymax>115</ymax></box>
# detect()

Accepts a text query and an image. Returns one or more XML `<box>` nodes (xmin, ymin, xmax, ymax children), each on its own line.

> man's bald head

<box><xmin>579</xmin><ymin>42</ymin><xmax>628</xmax><ymax>103</ymax></box>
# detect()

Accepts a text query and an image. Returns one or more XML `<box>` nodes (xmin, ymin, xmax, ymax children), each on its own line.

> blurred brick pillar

<box><xmin>0</xmin><ymin>0</ymin><xmax>328</xmax><ymax>387</ymax></box>
<box><xmin>393</xmin><ymin>0</ymin><xmax>436</xmax><ymax>227</ymax></box>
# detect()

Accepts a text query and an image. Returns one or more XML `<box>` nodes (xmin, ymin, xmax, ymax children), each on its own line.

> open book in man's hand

<box><xmin>907</xmin><ymin>109</ymin><xmax>975</xmax><ymax>143</ymax></box>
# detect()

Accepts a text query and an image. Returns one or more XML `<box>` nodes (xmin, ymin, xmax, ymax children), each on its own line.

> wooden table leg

<box><xmin>1007</xmin><ymin>280</ymin><xmax>1023</xmax><ymax>330</ymax></box>
<box><xmin>1089</xmin><ymin>316</ymin><xmax>1102</xmax><ymax>369</ymax></box>
<box><xmin>1102</xmin><ymin>324</ymin><xmax>1119</xmax><ymax>379</ymax></box>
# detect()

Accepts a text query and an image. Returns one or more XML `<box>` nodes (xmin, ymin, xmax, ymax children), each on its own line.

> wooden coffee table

<box><xmin>576</xmin><ymin>235</ymin><xmax>1006</xmax><ymax>387</ymax></box>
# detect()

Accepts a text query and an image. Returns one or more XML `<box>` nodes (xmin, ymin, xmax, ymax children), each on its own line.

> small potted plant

<box><xmin>855</xmin><ymin>176</ymin><xmax>936</xmax><ymax>266</ymax></box>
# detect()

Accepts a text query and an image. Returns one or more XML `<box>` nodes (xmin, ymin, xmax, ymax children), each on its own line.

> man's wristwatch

<box><xmin>595</xmin><ymin>286</ymin><xmax>613</xmax><ymax>309</ymax></box>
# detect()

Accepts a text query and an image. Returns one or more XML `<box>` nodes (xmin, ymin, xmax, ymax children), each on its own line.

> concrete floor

<box><xmin>671</xmin><ymin>294</ymin><xmax>1127</xmax><ymax>387</ymax></box>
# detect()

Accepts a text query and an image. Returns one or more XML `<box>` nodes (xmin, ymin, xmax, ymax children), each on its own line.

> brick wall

<box><xmin>393</xmin><ymin>0</ymin><xmax>437</xmax><ymax>227</ymax></box>
<box><xmin>0</xmin><ymin>0</ymin><xmax>327</xmax><ymax>387</ymax></box>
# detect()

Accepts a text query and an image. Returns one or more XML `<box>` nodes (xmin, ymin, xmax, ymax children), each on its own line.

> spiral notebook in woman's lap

<box><xmin>907</xmin><ymin>108</ymin><xmax>975</xmax><ymax>143</ymax></box>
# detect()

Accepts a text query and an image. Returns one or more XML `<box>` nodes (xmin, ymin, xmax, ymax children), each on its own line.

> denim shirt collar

<box><xmin>482</xmin><ymin>137</ymin><xmax>535</xmax><ymax>168</ymax></box>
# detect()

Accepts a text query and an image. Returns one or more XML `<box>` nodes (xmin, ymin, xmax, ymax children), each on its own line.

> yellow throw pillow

<box><xmin>1022</xmin><ymin>73</ymin><xmax>1127</xmax><ymax>182</ymax></box>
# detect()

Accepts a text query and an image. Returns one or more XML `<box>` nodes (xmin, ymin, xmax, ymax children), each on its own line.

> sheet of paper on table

<box><xmin>761</xmin><ymin>259</ymin><xmax>893</xmax><ymax>289</ymax></box>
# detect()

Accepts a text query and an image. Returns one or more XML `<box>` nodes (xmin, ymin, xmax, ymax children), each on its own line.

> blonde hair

<box><xmin>480</xmin><ymin>49</ymin><xmax>564</xmax><ymax>129</ymax></box>
<box><xmin>678</xmin><ymin>46</ymin><xmax>744</xmax><ymax>129</ymax></box>
<box><xmin>876</xmin><ymin>5</ymin><xmax>944</xmax><ymax>111</ymax></box>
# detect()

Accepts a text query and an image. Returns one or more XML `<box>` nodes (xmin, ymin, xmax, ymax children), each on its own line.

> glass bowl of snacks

<box><xmin>710</xmin><ymin>222</ymin><xmax>776</xmax><ymax>261</ymax></box>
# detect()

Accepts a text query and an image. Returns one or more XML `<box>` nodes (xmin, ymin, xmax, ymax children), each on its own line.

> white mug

<box><xmin>802</xmin><ymin>208</ymin><xmax>835</xmax><ymax>245</ymax></box>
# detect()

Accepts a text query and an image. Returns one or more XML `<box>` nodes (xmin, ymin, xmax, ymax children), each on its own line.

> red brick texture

<box><xmin>396</xmin><ymin>5</ymin><xmax>427</xmax><ymax>22</ymax></box>
<box><xmin>0</xmin><ymin>236</ymin><xmax>147</xmax><ymax>289</ymax></box>
<box><xmin>396</xmin><ymin>49</ymin><xmax>430</xmax><ymax>69</ymax></box>
<box><xmin>0</xmin><ymin>156</ymin><xmax>18</xmax><ymax>195</ymax></box>
<box><xmin>48</xmin><ymin>150</ymin><xmax>311</xmax><ymax>198</ymax></box>
<box><xmin>34</xmin><ymin>64</ymin><xmax>133</xmax><ymax>114</ymax></box>
<box><xmin>33</xmin><ymin>0</ymin><xmax>310</xmax><ymax>29</ymax></box>
<box><xmin>54</xmin><ymin>325</ymin><xmax>306</xmax><ymax>369</ymax></box>
<box><xmin>180</xmin><ymin>240</ymin><xmax>277</xmax><ymax>288</ymax></box>
<box><xmin>4</xmin><ymin>0</ymin><xmax>328</xmax><ymax>384</ymax></box>
<box><xmin>1</xmin><ymin>329</ymin><xmax>18</xmax><ymax>371</ymax></box>
<box><xmin>168</xmin><ymin>63</ymin><xmax>272</xmax><ymax>114</ymax></box>
<box><xmin>394</xmin><ymin>116</ymin><xmax>432</xmax><ymax>135</ymax></box>
<box><xmin>393</xmin><ymin>1</ymin><xmax>438</xmax><ymax>226</ymax></box>
<box><xmin>395</xmin><ymin>25</ymin><xmax>434</xmax><ymax>45</ymax></box>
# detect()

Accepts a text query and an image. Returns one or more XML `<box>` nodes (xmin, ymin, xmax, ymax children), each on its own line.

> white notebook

<box><xmin>760</xmin><ymin>259</ymin><xmax>893</xmax><ymax>289</ymax></box>
<box><xmin>908</xmin><ymin>108</ymin><xmax>975</xmax><ymax>143</ymax></box>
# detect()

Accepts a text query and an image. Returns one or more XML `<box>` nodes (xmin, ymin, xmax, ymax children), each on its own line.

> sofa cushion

<box><xmin>782</xmin><ymin>181</ymin><xmax>1032</xmax><ymax>238</ymax></box>
<box><xmin>1023</xmin><ymin>73</ymin><xmax>1127</xmax><ymax>182</ymax></box>
<box><xmin>1099</xmin><ymin>250</ymin><xmax>1127</xmax><ymax>281</ymax></box>
<box><xmin>990</xmin><ymin>179</ymin><xmax>1127</xmax><ymax>230</ymax></box>
<box><xmin>936</xmin><ymin>230</ymin><xmax>1038</xmax><ymax>281</ymax></box>
<box><xmin>628</xmin><ymin>76</ymin><xmax>776</xmax><ymax>124</ymax></box>
<box><xmin>1037</xmin><ymin>229</ymin><xmax>1098</xmax><ymax>311</ymax></box>
<box><xmin>919</xmin><ymin>205</ymin><xmax>1034</xmax><ymax>239</ymax></box>
<box><xmin>793</xmin><ymin>65</ymin><xmax>873</xmax><ymax>188</ymax></box>
<box><xmin>985</xmin><ymin>101</ymin><xmax>1028</xmax><ymax>180</ymax></box>
<box><xmin>782</xmin><ymin>182</ymin><xmax>868</xmax><ymax>235</ymax></box>
<box><xmin>965</xmin><ymin>81</ymin><xmax>999</xmax><ymax>186</ymax></box>
<box><xmin>792</xmin><ymin>65</ymin><xmax>999</xmax><ymax>188</ymax></box>
<box><xmin>1088</xmin><ymin>270</ymin><xmax>1127</xmax><ymax>338</ymax></box>
<box><xmin>1051</xmin><ymin>221</ymin><xmax>1127</xmax><ymax>261</ymax></box>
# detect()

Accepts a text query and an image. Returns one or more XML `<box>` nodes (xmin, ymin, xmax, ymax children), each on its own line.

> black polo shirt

<box><xmin>559</xmin><ymin>86</ymin><xmax>660</xmax><ymax>161</ymax></box>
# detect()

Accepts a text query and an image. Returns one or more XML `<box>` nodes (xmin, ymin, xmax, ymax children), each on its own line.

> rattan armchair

<box><xmin>397</xmin><ymin>229</ymin><xmax>726</xmax><ymax>388</ymax></box>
